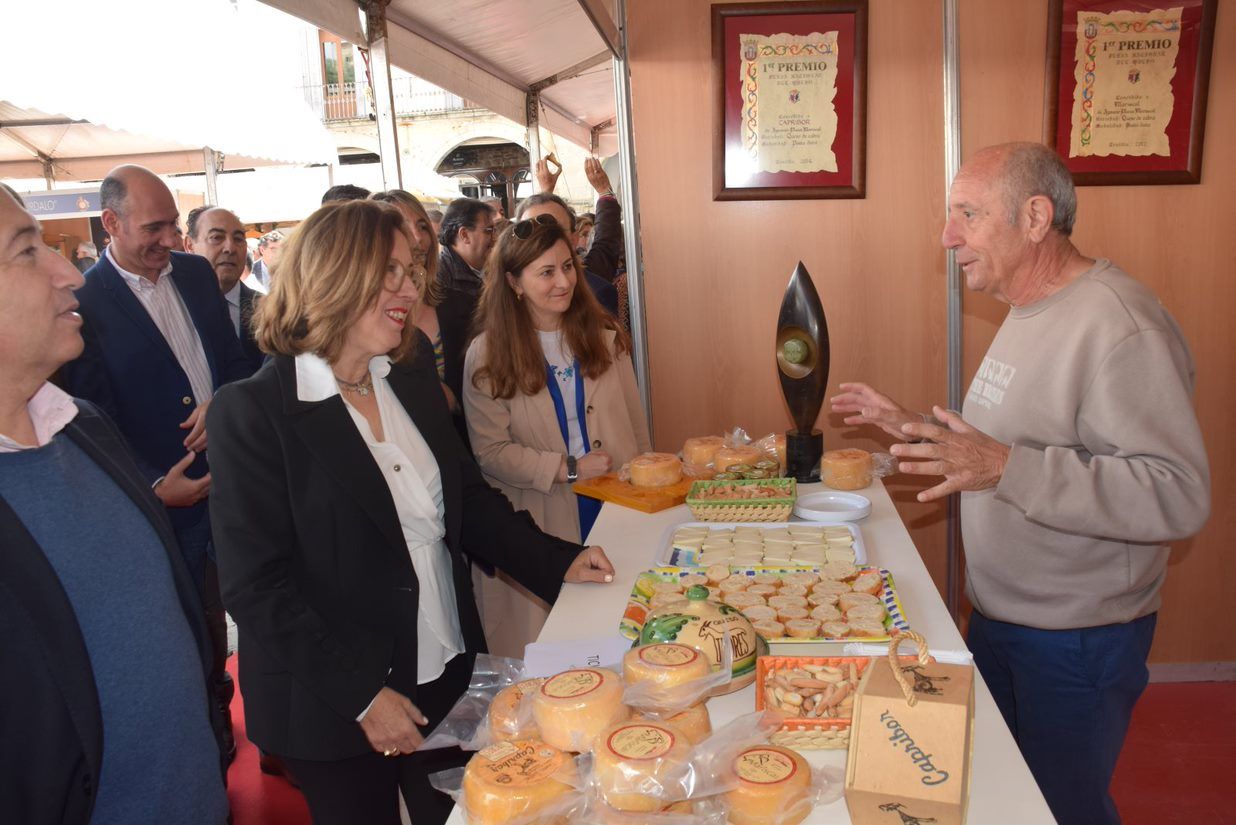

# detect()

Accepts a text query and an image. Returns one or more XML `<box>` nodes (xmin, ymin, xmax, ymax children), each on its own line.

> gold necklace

<box><xmin>335</xmin><ymin>372</ymin><xmax>374</xmax><ymax>397</ymax></box>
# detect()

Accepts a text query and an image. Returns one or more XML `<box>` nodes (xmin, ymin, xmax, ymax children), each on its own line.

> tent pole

<box><xmin>611</xmin><ymin>0</ymin><xmax>652</xmax><ymax>438</ymax></box>
<box><xmin>526</xmin><ymin>91</ymin><xmax>542</xmax><ymax>181</ymax></box>
<box><xmin>203</xmin><ymin>148</ymin><xmax>220</xmax><ymax>205</ymax></box>
<box><xmin>362</xmin><ymin>0</ymin><xmax>403</xmax><ymax>190</ymax></box>
<box><xmin>943</xmin><ymin>0</ymin><xmax>964</xmax><ymax>621</ymax></box>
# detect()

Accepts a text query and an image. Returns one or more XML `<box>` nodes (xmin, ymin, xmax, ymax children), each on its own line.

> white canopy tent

<box><xmin>0</xmin><ymin>0</ymin><xmax>337</xmax><ymax>187</ymax></box>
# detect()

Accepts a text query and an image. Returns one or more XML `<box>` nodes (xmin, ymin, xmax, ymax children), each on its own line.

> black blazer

<box><xmin>236</xmin><ymin>281</ymin><xmax>266</xmax><ymax>376</ymax></box>
<box><xmin>0</xmin><ymin>401</ymin><xmax>219</xmax><ymax>825</ymax></box>
<box><xmin>207</xmin><ymin>354</ymin><xmax>583</xmax><ymax>760</ymax></box>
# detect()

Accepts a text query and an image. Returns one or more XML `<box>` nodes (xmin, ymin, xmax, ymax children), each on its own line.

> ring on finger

<box><xmin>383</xmin><ymin>747</ymin><xmax>400</xmax><ymax>757</ymax></box>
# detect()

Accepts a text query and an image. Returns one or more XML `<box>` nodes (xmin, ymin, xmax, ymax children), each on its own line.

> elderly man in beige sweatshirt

<box><xmin>832</xmin><ymin>142</ymin><xmax>1209</xmax><ymax>825</ymax></box>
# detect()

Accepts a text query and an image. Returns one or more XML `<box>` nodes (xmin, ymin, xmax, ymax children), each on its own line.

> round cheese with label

<box><xmin>593</xmin><ymin>721</ymin><xmax>692</xmax><ymax>812</ymax></box>
<box><xmin>725</xmin><ymin>745</ymin><xmax>812</xmax><ymax>825</ymax></box>
<box><xmin>629</xmin><ymin>452</ymin><xmax>684</xmax><ymax>488</ymax></box>
<box><xmin>488</xmin><ymin>678</ymin><xmax>545</xmax><ymax>742</ymax></box>
<box><xmin>663</xmin><ymin>701</ymin><xmax>712</xmax><ymax>744</ymax></box>
<box><xmin>682</xmin><ymin>435</ymin><xmax>725</xmax><ymax>467</ymax></box>
<box><xmin>821</xmin><ymin>448</ymin><xmax>873</xmax><ymax>491</ymax></box>
<box><xmin>623</xmin><ymin>643</ymin><xmax>711</xmax><ymax>692</ymax></box>
<box><xmin>533</xmin><ymin>668</ymin><xmax>629</xmax><ymax>752</ymax></box>
<box><xmin>461</xmin><ymin>739</ymin><xmax>577</xmax><ymax>825</ymax></box>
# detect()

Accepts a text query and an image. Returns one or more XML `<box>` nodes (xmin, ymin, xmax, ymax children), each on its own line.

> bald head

<box><xmin>100</xmin><ymin>165</ymin><xmax>181</xmax><ymax>279</ymax></box>
<box><xmin>958</xmin><ymin>143</ymin><xmax>1077</xmax><ymax>237</ymax></box>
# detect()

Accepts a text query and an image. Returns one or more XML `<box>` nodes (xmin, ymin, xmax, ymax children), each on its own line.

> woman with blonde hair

<box><xmin>207</xmin><ymin>199</ymin><xmax>613</xmax><ymax>825</ymax></box>
<box><xmin>463</xmin><ymin>215</ymin><xmax>650</xmax><ymax>657</ymax></box>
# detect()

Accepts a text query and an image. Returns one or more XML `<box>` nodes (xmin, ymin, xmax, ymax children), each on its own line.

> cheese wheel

<box><xmin>821</xmin><ymin>448</ymin><xmax>873</xmax><ymax>491</ymax></box>
<box><xmin>629</xmin><ymin>453</ymin><xmax>683</xmax><ymax>488</ymax></box>
<box><xmin>664</xmin><ymin>702</ymin><xmax>712</xmax><ymax>744</ymax></box>
<box><xmin>623</xmin><ymin>643</ymin><xmax>711</xmax><ymax>692</ymax></box>
<box><xmin>533</xmin><ymin>668</ymin><xmax>629</xmax><ymax>752</ymax></box>
<box><xmin>593</xmin><ymin>721</ymin><xmax>692</xmax><ymax>812</ymax></box>
<box><xmin>725</xmin><ymin>745</ymin><xmax>812</xmax><ymax>825</ymax></box>
<box><xmin>488</xmin><ymin>678</ymin><xmax>545</xmax><ymax>742</ymax></box>
<box><xmin>682</xmin><ymin>435</ymin><xmax>725</xmax><ymax>467</ymax></box>
<box><xmin>713</xmin><ymin>445</ymin><xmax>764</xmax><ymax>473</ymax></box>
<box><xmin>461</xmin><ymin>739</ymin><xmax>577</xmax><ymax>825</ymax></box>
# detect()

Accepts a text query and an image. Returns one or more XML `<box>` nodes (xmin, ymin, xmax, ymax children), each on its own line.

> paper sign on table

<box><xmin>522</xmin><ymin>634</ymin><xmax>632</xmax><ymax>678</ymax></box>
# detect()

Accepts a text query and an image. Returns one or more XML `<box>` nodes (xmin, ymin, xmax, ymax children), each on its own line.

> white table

<box><xmin>448</xmin><ymin>480</ymin><xmax>1056</xmax><ymax>823</ymax></box>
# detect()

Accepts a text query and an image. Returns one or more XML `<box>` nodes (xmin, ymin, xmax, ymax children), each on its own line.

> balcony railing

<box><xmin>299</xmin><ymin>79</ymin><xmax>476</xmax><ymax>122</ymax></box>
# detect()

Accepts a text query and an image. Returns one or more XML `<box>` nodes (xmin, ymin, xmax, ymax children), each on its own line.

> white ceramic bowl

<box><xmin>793</xmin><ymin>491</ymin><xmax>872</xmax><ymax>522</ymax></box>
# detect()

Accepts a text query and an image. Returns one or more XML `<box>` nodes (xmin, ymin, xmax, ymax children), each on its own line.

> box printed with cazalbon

<box><xmin>845</xmin><ymin>631</ymin><xmax>975</xmax><ymax>825</ymax></box>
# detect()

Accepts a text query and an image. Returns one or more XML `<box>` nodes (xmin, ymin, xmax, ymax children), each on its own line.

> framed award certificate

<box><xmin>1044</xmin><ymin>0</ymin><xmax>1217</xmax><ymax>185</ymax></box>
<box><xmin>712</xmin><ymin>1</ymin><xmax>868</xmax><ymax>200</ymax></box>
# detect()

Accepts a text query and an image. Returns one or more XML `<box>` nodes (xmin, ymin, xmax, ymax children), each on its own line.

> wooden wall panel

<box><xmin>627</xmin><ymin>0</ymin><xmax>950</xmax><ymax>591</ymax></box>
<box><xmin>956</xmin><ymin>1</ymin><xmax>1236</xmax><ymax>664</ymax></box>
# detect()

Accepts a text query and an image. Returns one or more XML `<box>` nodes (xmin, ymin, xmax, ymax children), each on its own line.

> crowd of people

<box><xmin>0</xmin><ymin>141</ymin><xmax>1211</xmax><ymax>825</ymax></box>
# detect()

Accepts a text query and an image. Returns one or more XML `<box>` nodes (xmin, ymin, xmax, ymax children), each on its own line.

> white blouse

<box><xmin>295</xmin><ymin>353</ymin><xmax>465</xmax><ymax>686</ymax></box>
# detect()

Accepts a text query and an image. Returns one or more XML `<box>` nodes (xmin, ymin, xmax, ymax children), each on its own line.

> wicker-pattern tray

<box><xmin>686</xmin><ymin>478</ymin><xmax>796</xmax><ymax>522</ymax></box>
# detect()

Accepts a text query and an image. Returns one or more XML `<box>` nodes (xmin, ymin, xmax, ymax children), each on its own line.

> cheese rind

<box><xmin>629</xmin><ymin>452</ymin><xmax>684</xmax><ymax>488</ymax></box>
<box><xmin>488</xmin><ymin>678</ymin><xmax>545</xmax><ymax>742</ymax></box>
<box><xmin>533</xmin><ymin>668</ymin><xmax>629</xmax><ymax>752</ymax></box>
<box><xmin>821</xmin><ymin>448</ymin><xmax>873</xmax><ymax>491</ymax></box>
<box><xmin>713</xmin><ymin>445</ymin><xmax>765</xmax><ymax>473</ymax></box>
<box><xmin>623</xmin><ymin>643</ymin><xmax>711</xmax><ymax>691</ymax></box>
<box><xmin>593</xmin><ymin>722</ymin><xmax>691</xmax><ymax>812</ymax></box>
<box><xmin>725</xmin><ymin>745</ymin><xmax>812</xmax><ymax>825</ymax></box>
<box><xmin>682</xmin><ymin>435</ymin><xmax>725</xmax><ymax>467</ymax></box>
<box><xmin>461</xmin><ymin>739</ymin><xmax>577</xmax><ymax>825</ymax></box>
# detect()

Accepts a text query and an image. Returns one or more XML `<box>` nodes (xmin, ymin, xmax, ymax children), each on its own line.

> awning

<box><xmin>261</xmin><ymin>0</ymin><xmax>620</xmax><ymax>155</ymax></box>
<box><xmin>0</xmin><ymin>0</ymin><xmax>337</xmax><ymax>182</ymax></box>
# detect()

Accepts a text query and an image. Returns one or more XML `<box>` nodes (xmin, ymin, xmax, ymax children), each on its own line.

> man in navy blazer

<box><xmin>61</xmin><ymin>165</ymin><xmax>252</xmax><ymax>592</ymax></box>
<box><xmin>0</xmin><ymin>183</ymin><xmax>228</xmax><ymax>824</ymax></box>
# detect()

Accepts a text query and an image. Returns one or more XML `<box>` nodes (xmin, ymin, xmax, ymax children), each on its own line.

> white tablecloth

<box><xmin>446</xmin><ymin>479</ymin><xmax>1056</xmax><ymax>824</ymax></box>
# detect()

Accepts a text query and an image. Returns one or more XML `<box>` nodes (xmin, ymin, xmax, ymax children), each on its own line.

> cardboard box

<box><xmin>844</xmin><ymin>651</ymin><xmax>975</xmax><ymax>825</ymax></box>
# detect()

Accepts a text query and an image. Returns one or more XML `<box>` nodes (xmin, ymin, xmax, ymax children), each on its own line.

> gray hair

<box><xmin>515</xmin><ymin>192</ymin><xmax>576</xmax><ymax>232</ymax></box>
<box><xmin>999</xmin><ymin>142</ymin><xmax>1077</xmax><ymax>236</ymax></box>
<box><xmin>99</xmin><ymin>173</ymin><xmax>128</xmax><ymax>216</ymax></box>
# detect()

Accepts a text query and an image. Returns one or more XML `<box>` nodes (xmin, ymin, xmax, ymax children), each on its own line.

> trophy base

<box><xmin>786</xmin><ymin>429</ymin><xmax>823</xmax><ymax>483</ymax></box>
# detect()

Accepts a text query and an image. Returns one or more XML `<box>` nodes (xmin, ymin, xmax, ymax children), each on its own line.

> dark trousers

<box><xmin>968</xmin><ymin>610</ymin><xmax>1156</xmax><ymax>825</ymax></box>
<box><xmin>282</xmin><ymin>653</ymin><xmax>474</xmax><ymax>825</ymax></box>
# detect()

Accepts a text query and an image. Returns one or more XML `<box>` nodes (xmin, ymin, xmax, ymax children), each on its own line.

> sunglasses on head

<box><xmin>510</xmin><ymin>213</ymin><xmax>557</xmax><ymax>239</ymax></box>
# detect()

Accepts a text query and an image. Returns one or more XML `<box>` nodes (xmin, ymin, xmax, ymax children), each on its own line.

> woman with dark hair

<box><xmin>463</xmin><ymin>215</ymin><xmax>650</xmax><ymax>657</ymax></box>
<box><xmin>207</xmin><ymin>199</ymin><xmax>614</xmax><ymax>825</ymax></box>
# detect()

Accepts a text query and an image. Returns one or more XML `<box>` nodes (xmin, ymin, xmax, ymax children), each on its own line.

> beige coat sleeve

<box><xmin>463</xmin><ymin>335</ymin><xmax>562</xmax><ymax>494</ymax></box>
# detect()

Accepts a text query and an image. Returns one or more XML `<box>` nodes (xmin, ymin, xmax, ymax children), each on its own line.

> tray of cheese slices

<box><xmin>658</xmin><ymin>521</ymin><xmax>867</xmax><ymax>567</ymax></box>
<box><xmin>619</xmin><ymin>563</ymin><xmax>909</xmax><ymax>644</ymax></box>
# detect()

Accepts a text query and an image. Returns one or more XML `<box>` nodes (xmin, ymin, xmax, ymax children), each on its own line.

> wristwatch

<box><xmin>566</xmin><ymin>455</ymin><xmax>579</xmax><ymax>483</ymax></box>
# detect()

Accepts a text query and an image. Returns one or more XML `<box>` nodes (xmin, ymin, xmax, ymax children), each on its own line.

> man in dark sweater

<box><xmin>0</xmin><ymin>183</ymin><xmax>228</xmax><ymax>823</ymax></box>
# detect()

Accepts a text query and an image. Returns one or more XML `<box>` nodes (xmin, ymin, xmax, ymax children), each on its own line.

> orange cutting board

<box><xmin>572</xmin><ymin>474</ymin><xmax>695</xmax><ymax>513</ymax></box>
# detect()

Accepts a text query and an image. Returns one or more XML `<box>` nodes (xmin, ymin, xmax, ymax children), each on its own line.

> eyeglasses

<box><xmin>510</xmin><ymin>213</ymin><xmax>557</xmax><ymax>240</ymax></box>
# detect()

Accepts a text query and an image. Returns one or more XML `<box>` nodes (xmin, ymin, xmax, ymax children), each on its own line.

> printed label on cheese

<box><xmin>607</xmin><ymin>724</ymin><xmax>676</xmax><ymax>760</ymax></box>
<box><xmin>639</xmin><ymin>644</ymin><xmax>700</xmax><ymax>667</ymax></box>
<box><xmin>478</xmin><ymin>742</ymin><xmax>519</xmax><ymax>762</ymax></box>
<box><xmin>476</xmin><ymin>742</ymin><xmax>563</xmax><ymax>785</ymax></box>
<box><xmin>542</xmin><ymin>669</ymin><xmax>604</xmax><ymax>699</ymax></box>
<box><xmin>736</xmin><ymin>748</ymin><xmax>799</xmax><ymax>784</ymax></box>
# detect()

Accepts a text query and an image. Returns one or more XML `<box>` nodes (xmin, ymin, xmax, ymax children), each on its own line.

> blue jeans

<box><xmin>968</xmin><ymin>610</ymin><xmax>1155</xmax><ymax>825</ymax></box>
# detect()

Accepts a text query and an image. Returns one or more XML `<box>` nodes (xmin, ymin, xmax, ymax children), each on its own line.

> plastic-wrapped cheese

<box><xmin>821</xmin><ymin>448</ymin><xmax>873</xmax><ymax>491</ymax></box>
<box><xmin>488</xmin><ymin>678</ymin><xmax>545</xmax><ymax>742</ymax></box>
<box><xmin>682</xmin><ymin>435</ymin><xmax>725</xmax><ymax>467</ymax></box>
<box><xmin>533</xmin><ymin>668</ymin><xmax>629</xmax><ymax>752</ymax></box>
<box><xmin>593</xmin><ymin>721</ymin><xmax>692</xmax><ymax>812</ymax></box>
<box><xmin>773</xmin><ymin>434</ymin><xmax>786</xmax><ymax>469</ymax></box>
<box><xmin>623</xmin><ymin>643</ymin><xmax>711</xmax><ymax>692</ymax></box>
<box><xmin>663</xmin><ymin>702</ymin><xmax>712</xmax><ymax>744</ymax></box>
<box><xmin>713</xmin><ymin>445</ymin><xmax>764</xmax><ymax>473</ymax></box>
<box><xmin>461</xmin><ymin>739</ymin><xmax>577</xmax><ymax>825</ymax></box>
<box><xmin>629</xmin><ymin>452</ymin><xmax>683</xmax><ymax>488</ymax></box>
<box><xmin>725</xmin><ymin>746</ymin><xmax>812</xmax><ymax>825</ymax></box>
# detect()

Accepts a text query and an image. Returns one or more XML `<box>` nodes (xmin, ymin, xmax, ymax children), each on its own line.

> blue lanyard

<box><xmin>545</xmin><ymin>359</ymin><xmax>590</xmax><ymax>456</ymax></box>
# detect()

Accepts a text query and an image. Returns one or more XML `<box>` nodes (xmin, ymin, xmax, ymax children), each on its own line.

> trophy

<box><xmin>776</xmin><ymin>262</ymin><xmax>829</xmax><ymax>482</ymax></box>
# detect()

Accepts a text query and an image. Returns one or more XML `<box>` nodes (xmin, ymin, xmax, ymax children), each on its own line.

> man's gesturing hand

<box><xmin>891</xmin><ymin>406</ymin><xmax>1011</xmax><ymax>502</ymax></box>
<box><xmin>830</xmin><ymin>382</ymin><xmax>919</xmax><ymax>441</ymax></box>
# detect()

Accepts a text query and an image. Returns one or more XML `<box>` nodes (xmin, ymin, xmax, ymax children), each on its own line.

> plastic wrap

<box><xmin>420</xmin><ymin>654</ymin><xmax>529</xmax><ymax>752</ymax></box>
<box><xmin>429</xmin><ymin>740</ymin><xmax>585</xmax><ymax>825</ymax></box>
<box><xmin>622</xmin><ymin>636</ymin><xmax>734</xmax><ymax>712</ymax></box>
<box><xmin>581</xmin><ymin>710</ymin><xmax>784</xmax><ymax>813</ymax></box>
<box><xmin>532</xmin><ymin>667</ymin><xmax>631</xmax><ymax>753</ymax></box>
<box><xmin>617</xmin><ymin>452</ymin><xmax>685</xmax><ymax>487</ymax></box>
<box><xmin>569</xmin><ymin>793</ymin><xmax>730</xmax><ymax>824</ymax></box>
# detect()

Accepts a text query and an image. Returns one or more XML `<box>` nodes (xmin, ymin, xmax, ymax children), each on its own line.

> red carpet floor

<box><xmin>223</xmin><ymin>658</ymin><xmax>1236</xmax><ymax>824</ymax></box>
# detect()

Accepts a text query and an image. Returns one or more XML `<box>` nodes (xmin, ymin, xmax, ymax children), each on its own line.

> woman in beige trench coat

<box><xmin>463</xmin><ymin>215</ymin><xmax>650</xmax><ymax>657</ymax></box>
